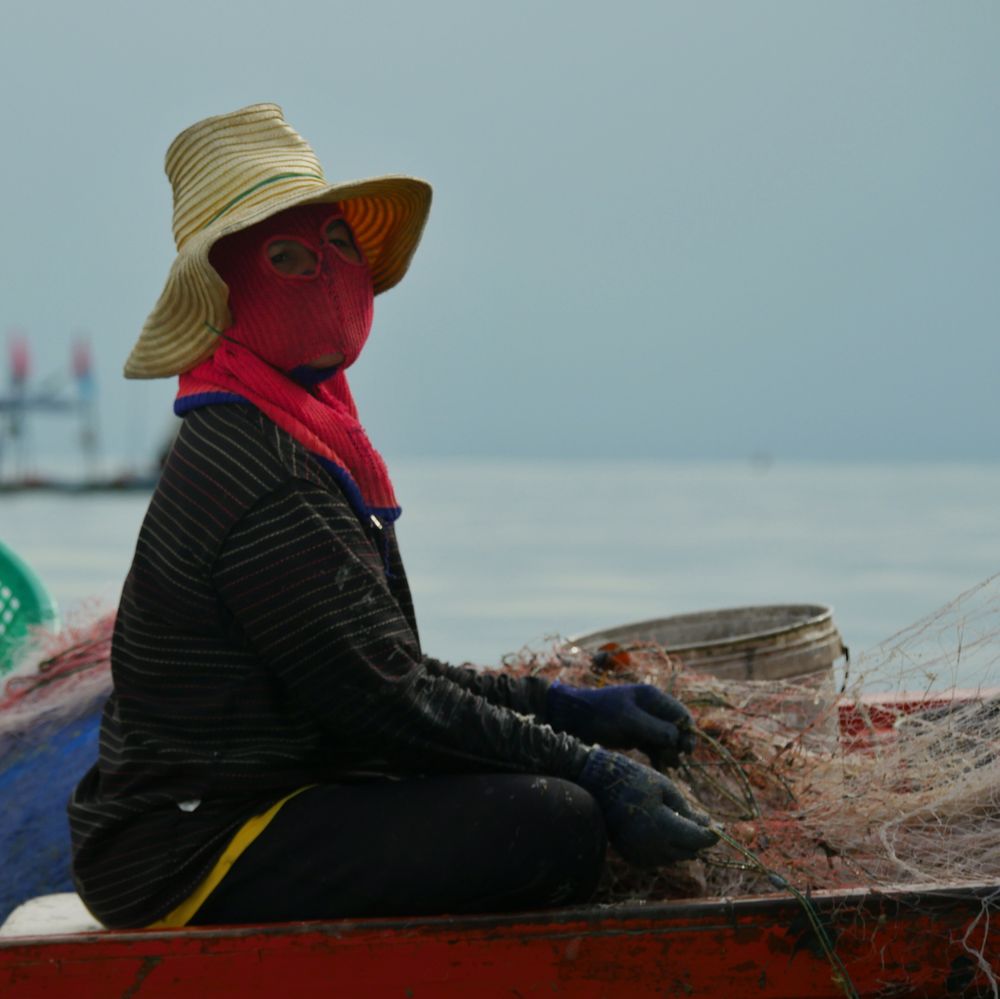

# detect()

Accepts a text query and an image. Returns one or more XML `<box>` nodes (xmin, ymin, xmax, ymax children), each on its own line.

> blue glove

<box><xmin>576</xmin><ymin>749</ymin><xmax>718</xmax><ymax>867</ymax></box>
<box><xmin>546</xmin><ymin>682</ymin><xmax>697</xmax><ymax>765</ymax></box>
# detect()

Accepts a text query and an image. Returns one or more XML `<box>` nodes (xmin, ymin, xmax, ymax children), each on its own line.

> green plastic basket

<box><xmin>0</xmin><ymin>540</ymin><xmax>59</xmax><ymax>676</ymax></box>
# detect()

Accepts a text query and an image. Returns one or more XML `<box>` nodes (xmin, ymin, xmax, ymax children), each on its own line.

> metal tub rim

<box><xmin>567</xmin><ymin>603</ymin><xmax>838</xmax><ymax>657</ymax></box>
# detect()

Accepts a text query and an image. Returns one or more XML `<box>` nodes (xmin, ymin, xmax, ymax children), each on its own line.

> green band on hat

<box><xmin>200</xmin><ymin>173</ymin><xmax>325</xmax><ymax>230</ymax></box>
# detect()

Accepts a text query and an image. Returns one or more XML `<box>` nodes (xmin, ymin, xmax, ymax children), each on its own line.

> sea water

<box><xmin>2</xmin><ymin>459</ymin><xmax>998</xmax><ymax>683</ymax></box>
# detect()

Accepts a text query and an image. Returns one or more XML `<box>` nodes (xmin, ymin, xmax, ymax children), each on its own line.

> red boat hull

<box><xmin>1</xmin><ymin>882</ymin><xmax>995</xmax><ymax>998</ymax></box>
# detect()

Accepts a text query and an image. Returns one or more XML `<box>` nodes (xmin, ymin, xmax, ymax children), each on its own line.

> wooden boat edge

<box><xmin>2</xmin><ymin>878</ymin><xmax>995</xmax><ymax>948</ymax></box>
<box><xmin>2</xmin><ymin>881</ymin><xmax>996</xmax><ymax>998</ymax></box>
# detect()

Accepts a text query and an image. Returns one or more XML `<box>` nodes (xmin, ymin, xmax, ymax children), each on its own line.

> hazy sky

<box><xmin>1</xmin><ymin>1</ymin><xmax>997</xmax><ymax>468</ymax></box>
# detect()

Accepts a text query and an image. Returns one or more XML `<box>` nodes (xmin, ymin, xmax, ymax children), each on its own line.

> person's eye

<box><xmin>324</xmin><ymin>224</ymin><xmax>361</xmax><ymax>261</ymax></box>
<box><xmin>267</xmin><ymin>241</ymin><xmax>318</xmax><ymax>274</ymax></box>
<box><xmin>325</xmin><ymin>223</ymin><xmax>346</xmax><ymax>243</ymax></box>
<box><xmin>269</xmin><ymin>251</ymin><xmax>298</xmax><ymax>273</ymax></box>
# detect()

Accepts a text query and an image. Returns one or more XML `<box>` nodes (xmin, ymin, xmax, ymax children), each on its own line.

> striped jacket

<box><xmin>68</xmin><ymin>404</ymin><xmax>589</xmax><ymax>928</ymax></box>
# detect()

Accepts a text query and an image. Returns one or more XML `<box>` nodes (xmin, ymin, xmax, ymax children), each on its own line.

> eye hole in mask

<box><xmin>265</xmin><ymin>238</ymin><xmax>319</xmax><ymax>278</ymax></box>
<box><xmin>322</xmin><ymin>215</ymin><xmax>363</xmax><ymax>265</ymax></box>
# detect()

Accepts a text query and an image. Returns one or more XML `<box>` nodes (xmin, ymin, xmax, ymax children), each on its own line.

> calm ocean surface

<box><xmin>3</xmin><ymin>458</ymin><xmax>999</xmax><ymax>683</ymax></box>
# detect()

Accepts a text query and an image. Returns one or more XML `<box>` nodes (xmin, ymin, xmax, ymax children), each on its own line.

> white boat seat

<box><xmin>0</xmin><ymin>893</ymin><xmax>102</xmax><ymax>937</ymax></box>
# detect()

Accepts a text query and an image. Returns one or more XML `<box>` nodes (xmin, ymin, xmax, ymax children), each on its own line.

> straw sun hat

<box><xmin>125</xmin><ymin>103</ymin><xmax>432</xmax><ymax>378</ymax></box>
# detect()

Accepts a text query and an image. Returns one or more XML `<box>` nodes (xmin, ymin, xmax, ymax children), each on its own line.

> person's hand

<box><xmin>546</xmin><ymin>682</ymin><xmax>696</xmax><ymax>765</ymax></box>
<box><xmin>575</xmin><ymin>749</ymin><xmax>718</xmax><ymax>867</ymax></box>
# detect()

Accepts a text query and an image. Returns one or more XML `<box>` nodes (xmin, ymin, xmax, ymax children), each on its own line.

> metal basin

<box><xmin>567</xmin><ymin>604</ymin><xmax>847</xmax><ymax>683</ymax></box>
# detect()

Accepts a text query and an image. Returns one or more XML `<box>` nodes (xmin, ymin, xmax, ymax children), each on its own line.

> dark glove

<box><xmin>576</xmin><ymin>748</ymin><xmax>718</xmax><ymax>867</ymax></box>
<box><xmin>546</xmin><ymin>682</ymin><xmax>697</xmax><ymax>765</ymax></box>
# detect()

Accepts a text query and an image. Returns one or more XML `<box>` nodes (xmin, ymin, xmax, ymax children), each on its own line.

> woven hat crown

<box><xmin>125</xmin><ymin>103</ymin><xmax>431</xmax><ymax>379</ymax></box>
<box><xmin>167</xmin><ymin>104</ymin><xmax>327</xmax><ymax>252</ymax></box>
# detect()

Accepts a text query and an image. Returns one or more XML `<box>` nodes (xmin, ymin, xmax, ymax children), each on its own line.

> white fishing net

<box><xmin>502</xmin><ymin>573</ymin><xmax>1000</xmax><ymax>903</ymax></box>
<box><xmin>501</xmin><ymin>576</ymin><xmax>1000</xmax><ymax>995</ymax></box>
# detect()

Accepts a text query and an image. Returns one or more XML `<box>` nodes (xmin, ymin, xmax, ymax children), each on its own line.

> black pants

<box><xmin>189</xmin><ymin>774</ymin><xmax>607</xmax><ymax>925</ymax></box>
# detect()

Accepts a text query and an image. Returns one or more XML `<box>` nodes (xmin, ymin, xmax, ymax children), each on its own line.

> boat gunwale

<box><xmin>2</xmin><ymin>879</ymin><xmax>995</xmax><ymax>949</ymax></box>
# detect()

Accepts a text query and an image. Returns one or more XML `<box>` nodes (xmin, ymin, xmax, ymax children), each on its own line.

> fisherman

<box><xmin>68</xmin><ymin>104</ymin><xmax>717</xmax><ymax>929</ymax></box>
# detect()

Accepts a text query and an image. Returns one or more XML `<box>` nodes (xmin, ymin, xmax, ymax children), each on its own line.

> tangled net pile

<box><xmin>0</xmin><ymin>608</ymin><xmax>113</xmax><ymax>747</ymax></box>
<box><xmin>502</xmin><ymin>574</ymin><xmax>1000</xmax><ymax>907</ymax></box>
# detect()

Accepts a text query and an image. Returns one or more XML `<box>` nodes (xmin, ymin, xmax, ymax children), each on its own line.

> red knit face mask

<box><xmin>209</xmin><ymin>203</ymin><xmax>374</xmax><ymax>372</ymax></box>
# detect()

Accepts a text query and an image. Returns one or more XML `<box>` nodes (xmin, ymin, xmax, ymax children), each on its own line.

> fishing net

<box><xmin>502</xmin><ymin>573</ymin><xmax>1000</xmax><ymax>908</ymax></box>
<box><xmin>0</xmin><ymin>607</ymin><xmax>113</xmax><ymax>719</ymax></box>
<box><xmin>500</xmin><ymin>577</ymin><xmax>1000</xmax><ymax>995</ymax></box>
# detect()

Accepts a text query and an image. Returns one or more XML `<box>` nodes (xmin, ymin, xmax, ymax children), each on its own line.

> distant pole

<box><xmin>7</xmin><ymin>334</ymin><xmax>30</xmax><ymax>480</ymax></box>
<box><xmin>72</xmin><ymin>339</ymin><xmax>99</xmax><ymax>480</ymax></box>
